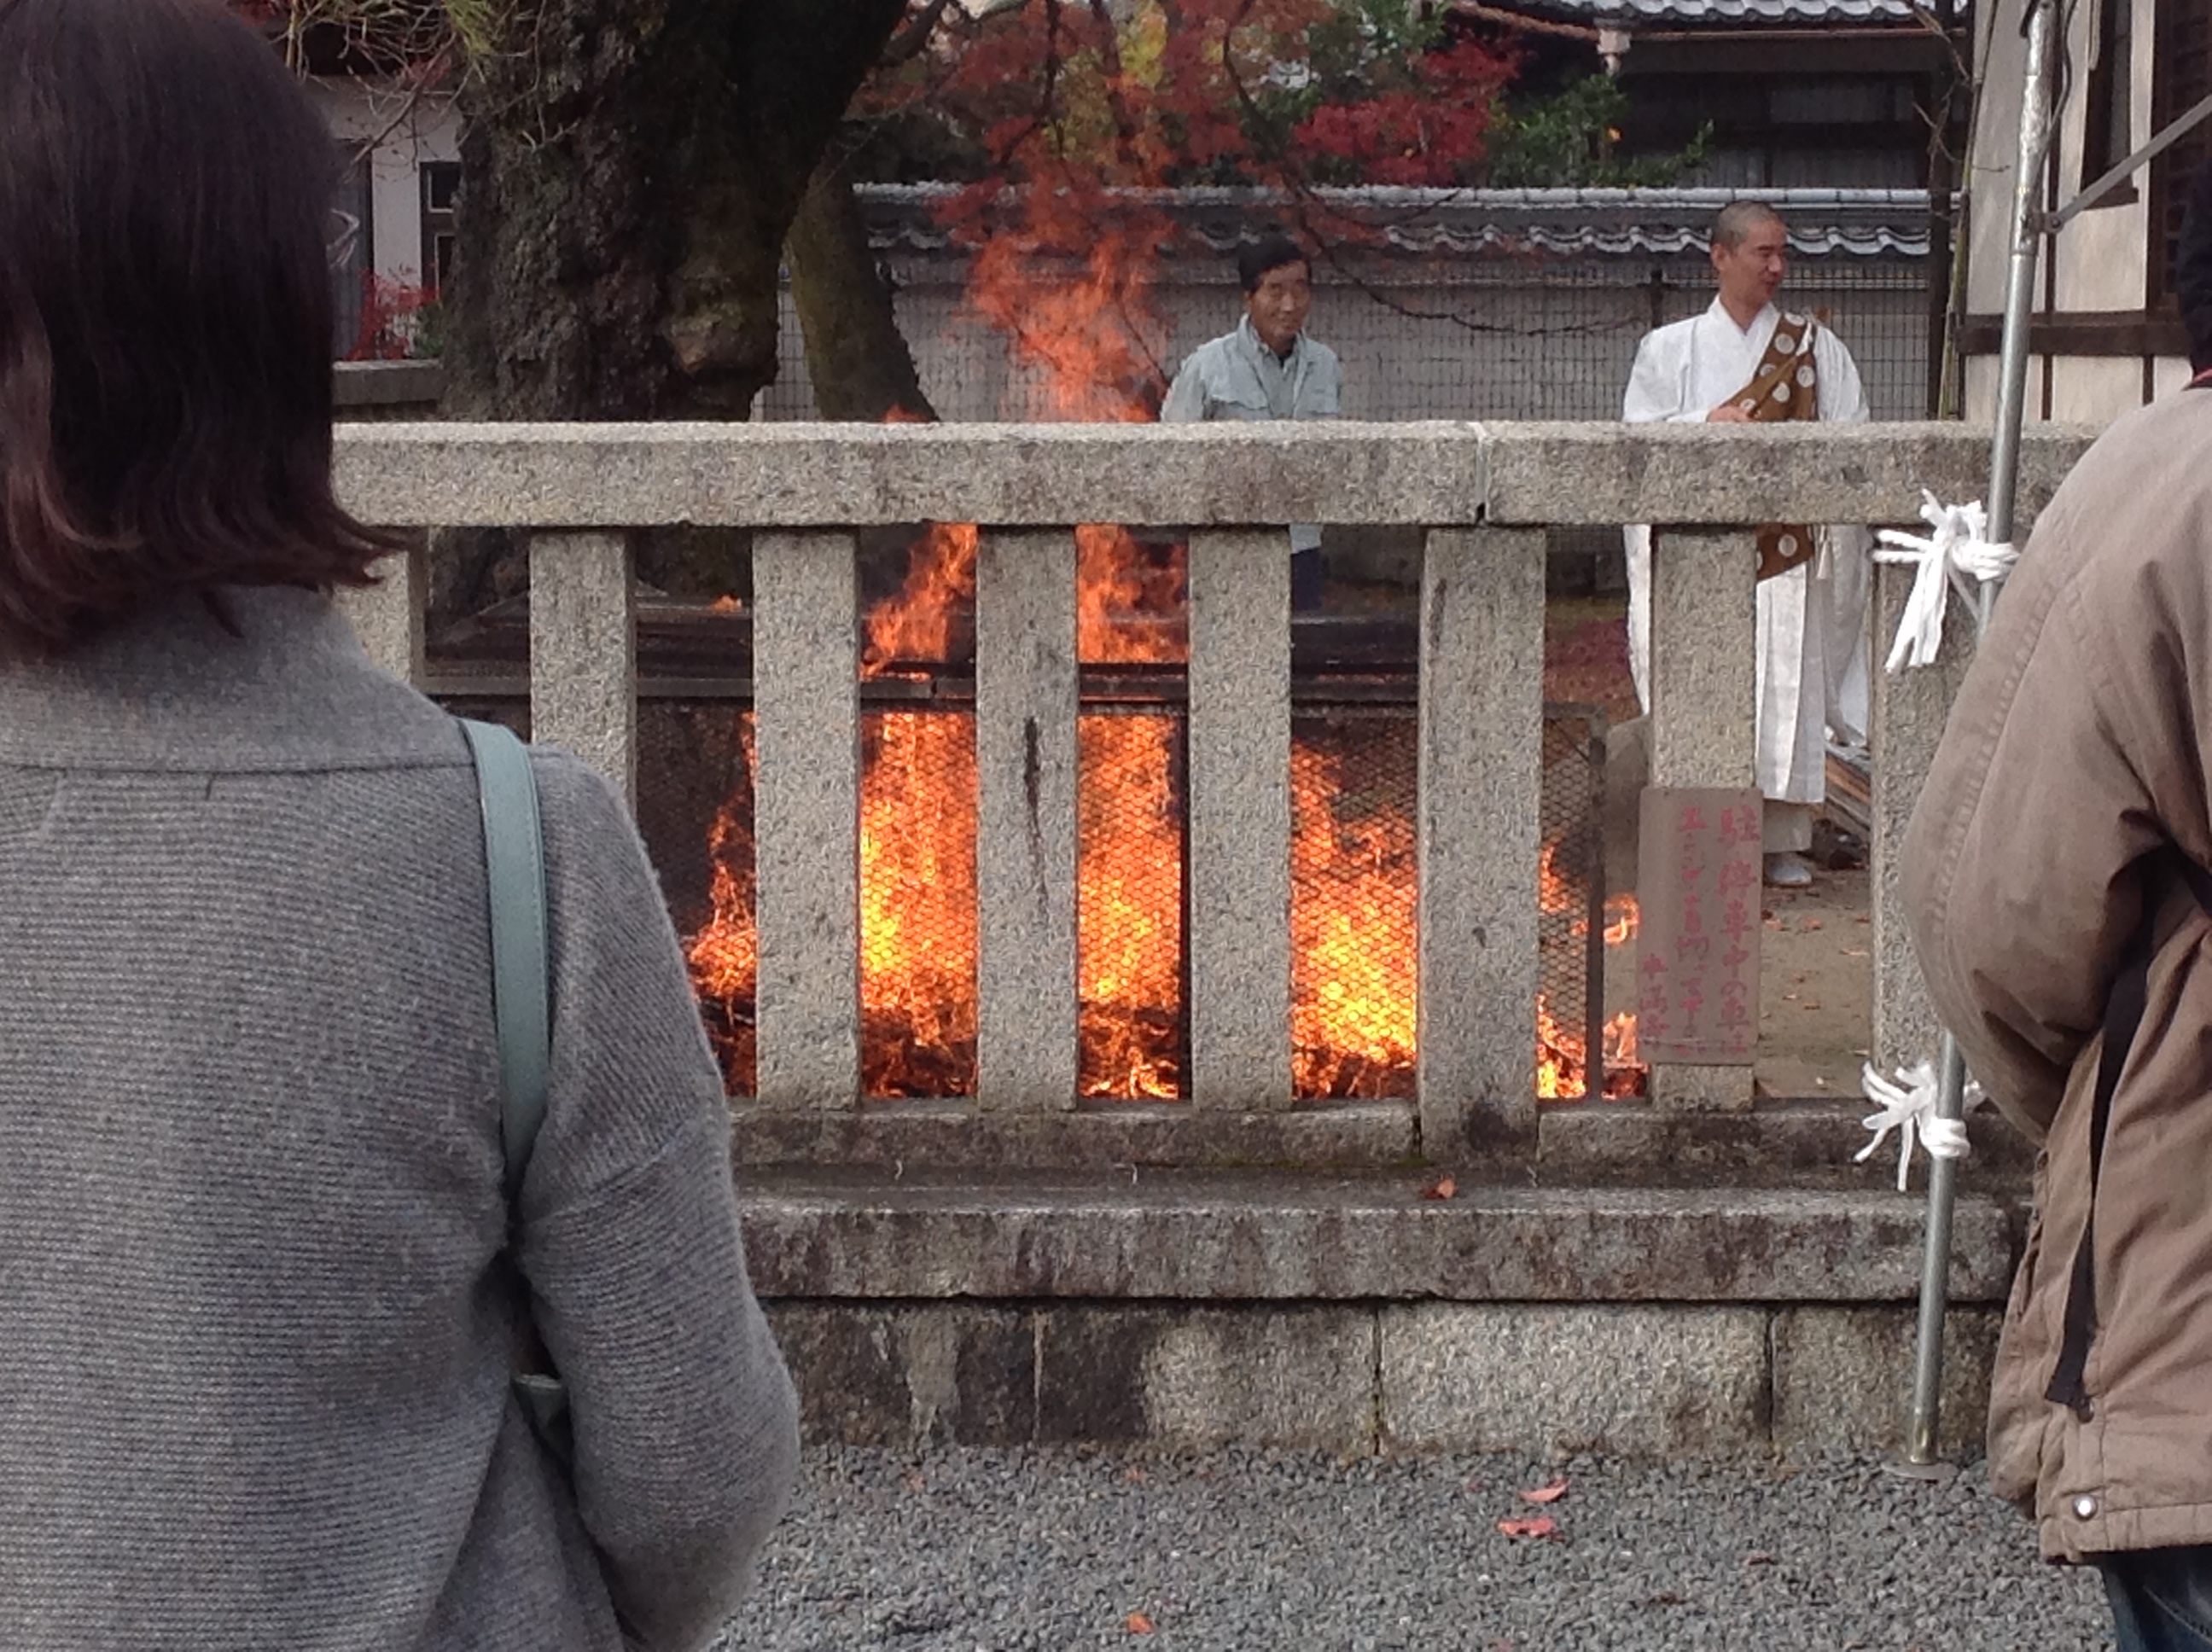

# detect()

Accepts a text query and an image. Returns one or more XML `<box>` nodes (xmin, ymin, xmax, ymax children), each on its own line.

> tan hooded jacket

<box><xmin>1905</xmin><ymin>388</ymin><xmax>2212</xmax><ymax>1562</ymax></box>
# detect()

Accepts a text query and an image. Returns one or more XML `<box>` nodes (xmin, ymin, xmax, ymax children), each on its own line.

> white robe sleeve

<box><xmin>1813</xmin><ymin>327</ymin><xmax>1870</xmax><ymax>426</ymax></box>
<box><xmin>1813</xmin><ymin>325</ymin><xmax>1874</xmax><ymax>748</ymax></box>
<box><xmin>1622</xmin><ymin>328</ymin><xmax>1705</xmax><ymax>425</ymax></box>
<box><xmin>1621</xmin><ymin>329</ymin><xmax>1683</xmax><ymax>716</ymax></box>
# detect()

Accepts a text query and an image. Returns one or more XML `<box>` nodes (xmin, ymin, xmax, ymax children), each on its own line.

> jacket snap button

<box><xmin>2075</xmin><ymin>1495</ymin><xmax>2098</xmax><ymax>1519</ymax></box>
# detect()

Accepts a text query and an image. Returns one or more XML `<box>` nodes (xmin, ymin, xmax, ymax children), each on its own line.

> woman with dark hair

<box><xmin>0</xmin><ymin>3</ymin><xmax>798</xmax><ymax>1648</ymax></box>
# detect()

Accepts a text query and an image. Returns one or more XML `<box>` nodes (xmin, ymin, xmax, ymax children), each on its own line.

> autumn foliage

<box><xmin>863</xmin><ymin>0</ymin><xmax>1519</xmax><ymax>413</ymax></box>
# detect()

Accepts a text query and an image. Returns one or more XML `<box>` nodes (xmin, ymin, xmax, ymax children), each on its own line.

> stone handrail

<box><xmin>334</xmin><ymin>419</ymin><xmax>2093</xmax><ymax>528</ymax></box>
<box><xmin>330</xmin><ymin>419</ymin><xmax>2103</xmax><ymax>1172</ymax></box>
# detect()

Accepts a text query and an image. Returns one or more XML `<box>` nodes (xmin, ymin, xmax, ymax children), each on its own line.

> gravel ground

<box><xmin>715</xmin><ymin>1446</ymin><xmax>2112</xmax><ymax>1652</ymax></box>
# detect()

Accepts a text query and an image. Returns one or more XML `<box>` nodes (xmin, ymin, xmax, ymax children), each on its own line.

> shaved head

<box><xmin>1714</xmin><ymin>201</ymin><xmax>1786</xmax><ymax>252</ymax></box>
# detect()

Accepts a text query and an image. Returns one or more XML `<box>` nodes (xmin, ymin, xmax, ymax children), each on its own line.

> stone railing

<box><xmin>332</xmin><ymin>420</ymin><xmax>2097</xmax><ymax>1173</ymax></box>
<box><xmin>333</xmin><ymin>360</ymin><xmax>445</xmax><ymax>422</ymax></box>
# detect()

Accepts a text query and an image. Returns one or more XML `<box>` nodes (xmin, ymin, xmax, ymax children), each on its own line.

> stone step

<box><xmin>731</xmin><ymin>1097</ymin><xmax>2040</xmax><ymax>1179</ymax></box>
<box><xmin>742</xmin><ymin>1175</ymin><xmax>2023</xmax><ymax>1460</ymax></box>
<box><xmin>739</xmin><ymin>1173</ymin><xmax>2021</xmax><ymax>1306</ymax></box>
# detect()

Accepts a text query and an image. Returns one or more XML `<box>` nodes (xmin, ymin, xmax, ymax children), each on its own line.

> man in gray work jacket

<box><xmin>1161</xmin><ymin>232</ymin><xmax>1343</xmax><ymax>610</ymax></box>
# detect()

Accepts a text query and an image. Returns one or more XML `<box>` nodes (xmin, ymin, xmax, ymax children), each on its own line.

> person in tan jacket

<box><xmin>1904</xmin><ymin>380</ymin><xmax>2212</xmax><ymax>1646</ymax></box>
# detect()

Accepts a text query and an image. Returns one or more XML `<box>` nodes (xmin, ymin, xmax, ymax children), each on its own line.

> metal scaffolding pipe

<box><xmin>1904</xmin><ymin>0</ymin><xmax>2060</xmax><ymax>1469</ymax></box>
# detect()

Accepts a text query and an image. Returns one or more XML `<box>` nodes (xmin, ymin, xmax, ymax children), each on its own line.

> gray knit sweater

<box><xmin>0</xmin><ymin>589</ymin><xmax>798</xmax><ymax>1650</ymax></box>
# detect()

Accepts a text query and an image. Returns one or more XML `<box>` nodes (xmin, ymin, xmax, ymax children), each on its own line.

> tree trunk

<box><xmin>442</xmin><ymin>0</ymin><xmax>907</xmax><ymax>419</ymax></box>
<box><xmin>786</xmin><ymin>160</ymin><xmax>938</xmax><ymax>421</ymax></box>
<box><xmin>433</xmin><ymin>0</ymin><xmax>907</xmax><ymax>614</ymax></box>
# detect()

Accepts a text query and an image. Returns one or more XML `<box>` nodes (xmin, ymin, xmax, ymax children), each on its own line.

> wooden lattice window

<box><xmin>2151</xmin><ymin>0</ymin><xmax>2212</xmax><ymax>305</ymax></box>
<box><xmin>420</xmin><ymin>162</ymin><xmax>460</xmax><ymax>299</ymax></box>
<box><xmin>2081</xmin><ymin>0</ymin><xmax>2135</xmax><ymax>195</ymax></box>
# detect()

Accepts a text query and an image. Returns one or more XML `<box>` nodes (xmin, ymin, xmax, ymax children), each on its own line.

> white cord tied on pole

<box><xmin>1858</xmin><ymin>1060</ymin><xmax>1974</xmax><ymax>1192</ymax></box>
<box><xmin>1871</xmin><ymin>492</ymin><xmax>2017</xmax><ymax>673</ymax></box>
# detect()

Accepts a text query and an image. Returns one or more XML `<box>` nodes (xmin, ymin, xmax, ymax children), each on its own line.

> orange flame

<box><xmin>1075</xmin><ymin>524</ymin><xmax>1187</xmax><ymax>1099</ymax></box>
<box><xmin>1079</xmin><ymin>710</ymin><xmax>1183</xmax><ymax>1098</ymax></box>
<box><xmin>682</xmin><ymin>200</ymin><xmax>1650</xmax><ymax>1108</ymax></box>
<box><xmin>1292</xmin><ymin>730</ymin><xmax>1418</xmax><ymax>1097</ymax></box>
<box><xmin>1535</xmin><ymin>992</ymin><xmax>1585</xmax><ymax>1101</ymax></box>
<box><xmin>963</xmin><ymin>228</ymin><xmax>1165</xmax><ymax>422</ymax></box>
<box><xmin>1601</xmin><ymin>1010</ymin><xmax>1643</xmax><ymax>1097</ymax></box>
<box><xmin>856</xmin><ymin>522</ymin><xmax>982</xmax><ymax>1095</ymax></box>
<box><xmin>1532</xmin><ymin>855</ymin><xmax>1648</xmax><ymax>1099</ymax></box>
<box><xmin>684</xmin><ymin>720</ymin><xmax>760</xmax><ymax>1093</ymax></box>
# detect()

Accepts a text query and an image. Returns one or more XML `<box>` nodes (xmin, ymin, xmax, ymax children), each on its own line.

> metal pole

<box><xmin>1906</xmin><ymin>1039</ymin><xmax>1972</xmax><ymax>1462</ymax></box>
<box><xmin>1986</xmin><ymin>0</ymin><xmax>2060</xmax><ymax>554</ymax></box>
<box><xmin>1903</xmin><ymin>0</ymin><xmax>2060</xmax><ymax>1468</ymax></box>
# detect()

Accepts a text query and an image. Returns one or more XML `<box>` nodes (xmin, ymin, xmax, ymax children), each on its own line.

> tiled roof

<box><xmin>1476</xmin><ymin>0</ymin><xmax>1925</xmax><ymax>20</ymax></box>
<box><xmin>858</xmin><ymin>185</ymin><xmax>1941</xmax><ymax>260</ymax></box>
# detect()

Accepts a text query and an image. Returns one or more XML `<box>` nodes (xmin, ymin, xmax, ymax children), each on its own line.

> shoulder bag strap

<box><xmin>457</xmin><ymin>718</ymin><xmax>573</xmax><ymax>1465</ymax></box>
<box><xmin>457</xmin><ymin>718</ymin><xmax>551</xmax><ymax>1203</ymax></box>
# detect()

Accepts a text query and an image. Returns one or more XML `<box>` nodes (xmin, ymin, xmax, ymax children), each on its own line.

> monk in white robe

<box><xmin>1621</xmin><ymin>201</ymin><xmax>1872</xmax><ymax>887</ymax></box>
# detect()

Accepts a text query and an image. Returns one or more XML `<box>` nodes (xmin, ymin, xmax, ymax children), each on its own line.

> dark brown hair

<box><xmin>0</xmin><ymin>0</ymin><xmax>391</xmax><ymax>658</ymax></box>
<box><xmin>1237</xmin><ymin>234</ymin><xmax>1309</xmax><ymax>295</ymax></box>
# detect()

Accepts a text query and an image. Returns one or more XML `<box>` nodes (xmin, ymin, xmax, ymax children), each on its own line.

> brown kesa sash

<box><xmin>1720</xmin><ymin>313</ymin><xmax>1821</xmax><ymax>580</ymax></box>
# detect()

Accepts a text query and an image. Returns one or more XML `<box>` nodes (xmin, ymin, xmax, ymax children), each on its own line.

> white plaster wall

<box><xmin>2049</xmin><ymin>354</ymin><xmax>2144</xmax><ymax>419</ymax></box>
<box><xmin>1966</xmin><ymin>0</ymin><xmax>2028</xmax><ymax>318</ymax></box>
<box><xmin>2054</xmin><ymin>206</ymin><xmax>2150</xmax><ymax>311</ymax></box>
<box><xmin>1963</xmin><ymin>351</ymin><xmax>2044</xmax><ymax>422</ymax></box>
<box><xmin>306</xmin><ymin>79</ymin><xmax>462</xmax><ymax>290</ymax></box>
<box><xmin>2049</xmin><ymin>0</ymin><xmax>2152</xmax><ymax>313</ymax></box>
<box><xmin>1965</xmin><ymin>0</ymin><xmax>2158</xmax><ymax>420</ymax></box>
<box><xmin>1970</xmin><ymin>0</ymin><xmax>2151</xmax><ymax>314</ymax></box>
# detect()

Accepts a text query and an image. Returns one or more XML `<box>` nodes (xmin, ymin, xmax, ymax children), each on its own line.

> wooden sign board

<box><xmin>1635</xmin><ymin>786</ymin><xmax>1762</xmax><ymax>1065</ymax></box>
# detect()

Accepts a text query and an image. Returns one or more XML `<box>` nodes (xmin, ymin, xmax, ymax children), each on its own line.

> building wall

<box><xmin>757</xmin><ymin>254</ymin><xmax>1934</xmax><ymax>425</ymax></box>
<box><xmin>1965</xmin><ymin>0</ymin><xmax>2186</xmax><ymax>422</ymax></box>
<box><xmin>308</xmin><ymin>78</ymin><xmax>461</xmax><ymax>352</ymax></box>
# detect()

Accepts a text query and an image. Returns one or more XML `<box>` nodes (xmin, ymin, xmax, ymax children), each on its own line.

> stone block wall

<box><xmin>763</xmin><ymin>1300</ymin><xmax>2003</xmax><ymax>1462</ymax></box>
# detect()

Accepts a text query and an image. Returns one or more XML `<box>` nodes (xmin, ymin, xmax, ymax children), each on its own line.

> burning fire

<box><xmin>687</xmin><ymin>723</ymin><xmax>760</xmax><ymax>1091</ymax></box>
<box><xmin>685</xmin><ymin>567</ymin><xmax>1648</xmax><ymax>1102</ymax></box>
<box><xmin>1534</xmin><ymin>841</ymin><xmax>1648</xmax><ymax>1101</ymax></box>
<box><xmin>1075</xmin><ymin>524</ymin><xmax>1187</xmax><ymax>1099</ymax></box>
<box><xmin>855</xmin><ymin>524</ymin><xmax>984</xmax><ymax>1096</ymax></box>
<box><xmin>1292</xmin><ymin>725</ymin><xmax>1418</xmax><ymax>1097</ymax></box>
<box><xmin>680</xmin><ymin>200</ymin><xmax>1648</xmax><ymax>1106</ymax></box>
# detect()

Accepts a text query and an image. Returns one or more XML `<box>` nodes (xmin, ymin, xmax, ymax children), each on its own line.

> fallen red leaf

<box><xmin>1518</xmin><ymin>1476</ymin><xmax>1569</xmax><ymax>1504</ymax></box>
<box><xmin>1496</xmin><ymin>1516</ymin><xmax>1558</xmax><ymax>1539</ymax></box>
<box><xmin>1420</xmin><ymin>1175</ymin><xmax>1458</xmax><ymax>1201</ymax></box>
<box><xmin>1126</xmin><ymin>1612</ymin><xmax>1156</xmax><ymax>1635</ymax></box>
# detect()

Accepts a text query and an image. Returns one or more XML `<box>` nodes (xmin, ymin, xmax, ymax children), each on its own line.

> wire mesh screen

<box><xmin>640</xmin><ymin>687</ymin><xmax>1615</xmax><ymax>1108</ymax></box>
<box><xmin>1538</xmin><ymin>707</ymin><xmax>1610</xmax><ymax>1102</ymax></box>
<box><xmin>756</xmin><ymin>251</ymin><xmax>1932</xmax><ymax>425</ymax></box>
<box><xmin>1291</xmin><ymin>709</ymin><xmax>1420</xmax><ymax>1101</ymax></box>
<box><xmin>1080</xmin><ymin>709</ymin><xmax>1187</xmax><ymax>1101</ymax></box>
<box><xmin>859</xmin><ymin>707</ymin><xmax>980</xmax><ymax>1099</ymax></box>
